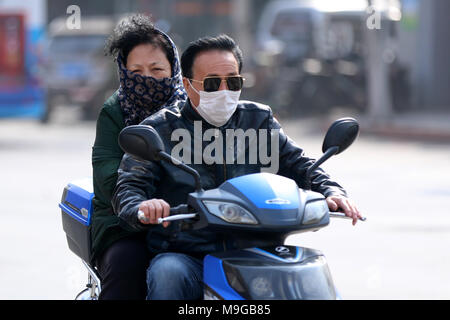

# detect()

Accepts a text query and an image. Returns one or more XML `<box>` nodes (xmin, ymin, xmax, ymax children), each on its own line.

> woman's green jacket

<box><xmin>90</xmin><ymin>91</ymin><xmax>145</xmax><ymax>262</ymax></box>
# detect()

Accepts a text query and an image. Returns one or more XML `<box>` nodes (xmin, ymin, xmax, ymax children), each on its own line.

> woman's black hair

<box><xmin>180</xmin><ymin>34</ymin><xmax>243</xmax><ymax>79</ymax></box>
<box><xmin>105</xmin><ymin>14</ymin><xmax>174</xmax><ymax>68</ymax></box>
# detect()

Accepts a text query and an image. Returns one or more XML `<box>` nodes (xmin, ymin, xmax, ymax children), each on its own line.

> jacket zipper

<box><xmin>223</xmin><ymin>161</ymin><xmax>227</xmax><ymax>181</ymax></box>
<box><xmin>220</xmin><ymin>128</ymin><xmax>227</xmax><ymax>181</ymax></box>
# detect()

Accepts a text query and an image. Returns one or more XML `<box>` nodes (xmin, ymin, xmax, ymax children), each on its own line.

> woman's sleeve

<box><xmin>92</xmin><ymin>108</ymin><xmax>124</xmax><ymax>211</ymax></box>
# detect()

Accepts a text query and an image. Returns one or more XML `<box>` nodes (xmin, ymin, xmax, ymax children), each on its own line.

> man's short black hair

<box><xmin>181</xmin><ymin>34</ymin><xmax>243</xmax><ymax>79</ymax></box>
<box><xmin>105</xmin><ymin>14</ymin><xmax>174</xmax><ymax>67</ymax></box>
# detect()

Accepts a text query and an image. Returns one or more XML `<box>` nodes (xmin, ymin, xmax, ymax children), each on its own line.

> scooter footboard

<box><xmin>203</xmin><ymin>245</ymin><xmax>336</xmax><ymax>300</ymax></box>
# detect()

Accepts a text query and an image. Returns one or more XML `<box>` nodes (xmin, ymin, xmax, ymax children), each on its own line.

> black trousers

<box><xmin>96</xmin><ymin>236</ymin><xmax>152</xmax><ymax>300</ymax></box>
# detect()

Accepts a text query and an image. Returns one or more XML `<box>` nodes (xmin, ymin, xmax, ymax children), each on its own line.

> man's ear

<box><xmin>183</xmin><ymin>77</ymin><xmax>199</xmax><ymax>107</ymax></box>
<box><xmin>182</xmin><ymin>77</ymin><xmax>193</xmax><ymax>99</ymax></box>
<box><xmin>182</xmin><ymin>77</ymin><xmax>190</xmax><ymax>90</ymax></box>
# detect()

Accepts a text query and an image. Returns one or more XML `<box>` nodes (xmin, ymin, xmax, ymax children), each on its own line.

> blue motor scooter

<box><xmin>59</xmin><ymin>118</ymin><xmax>364</xmax><ymax>300</ymax></box>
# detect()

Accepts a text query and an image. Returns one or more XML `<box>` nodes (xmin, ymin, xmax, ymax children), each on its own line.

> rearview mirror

<box><xmin>118</xmin><ymin>124</ymin><xmax>204</xmax><ymax>192</ymax></box>
<box><xmin>305</xmin><ymin>118</ymin><xmax>359</xmax><ymax>189</ymax></box>
<box><xmin>322</xmin><ymin>118</ymin><xmax>359</xmax><ymax>154</ymax></box>
<box><xmin>118</xmin><ymin>125</ymin><xmax>165</xmax><ymax>162</ymax></box>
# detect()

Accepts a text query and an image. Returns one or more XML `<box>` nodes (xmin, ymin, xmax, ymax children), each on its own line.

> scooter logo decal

<box><xmin>275</xmin><ymin>246</ymin><xmax>290</xmax><ymax>254</ymax></box>
<box><xmin>81</xmin><ymin>208</ymin><xmax>89</xmax><ymax>218</ymax></box>
<box><xmin>246</xmin><ymin>246</ymin><xmax>301</xmax><ymax>262</ymax></box>
<box><xmin>265</xmin><ymin>198</ymin><xmax>291</xmax><ymax>205</ymax></box>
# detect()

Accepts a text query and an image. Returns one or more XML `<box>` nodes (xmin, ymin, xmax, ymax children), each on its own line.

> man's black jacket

<box><xmin>111</xmin><ymin>100</ymin><xmax>347</xmax><ymax>255</ymax></box>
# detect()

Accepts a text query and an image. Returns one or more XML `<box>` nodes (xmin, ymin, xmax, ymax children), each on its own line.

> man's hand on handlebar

<box><xmin>326</xmin><ymin>196</ymin><xmax>363</xmax><ymax>226</ymax></box>
<box><xmin>138</xmin><ymin>199</ymin><xmax>171</xmax><ymax>228</ymax></box>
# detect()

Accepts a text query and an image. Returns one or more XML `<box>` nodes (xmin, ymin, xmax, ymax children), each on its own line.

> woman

<box><xmin>91</xmin><ymin>14</ymin><xmax>186</xmax><ymax>300</ymax></box>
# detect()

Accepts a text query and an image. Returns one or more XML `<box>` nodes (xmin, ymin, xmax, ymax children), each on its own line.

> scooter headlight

<box><xmin>303</xmin><ymin>200</ymin><xmax>328</xmax><ymax>225</ymax></box>
<box><xmin>203</xmin><ymin>201</ymin><xmax>258</xmax><ymax>225</ymax></box>
<box><xmin>250</xmin><ymin>276</ymin><xmax>274</xmax><ymax>298</ymax></box>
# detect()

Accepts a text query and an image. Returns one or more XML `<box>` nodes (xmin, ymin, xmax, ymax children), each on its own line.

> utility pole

<box><xmin>231</xmin><ymin>0</ymin><xmax>252</xmax><ymax>65</ymax></box>
<box><xmin>365</xmin><ymin>0</ymin><xmax>393</xmax><ymax>123</ymax></box>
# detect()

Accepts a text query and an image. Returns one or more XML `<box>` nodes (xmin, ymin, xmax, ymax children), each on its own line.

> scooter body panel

<box><xmin>203</xmin><ymin>245</ymin><xmax>337</xmax><ymax>300</ymax></box>
<box><xmin>187</xmin><ymin>172</ymin><xmax>330</xmax><ymax>234</ymax></box>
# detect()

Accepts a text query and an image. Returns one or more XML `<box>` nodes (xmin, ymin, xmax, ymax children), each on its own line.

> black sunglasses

<box><xmin>189</xmin><ymin>75</ymin><xmax>244</xmax><ymax>92</ymax></box>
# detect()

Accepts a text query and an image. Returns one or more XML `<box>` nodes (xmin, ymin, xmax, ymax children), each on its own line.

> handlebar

<box><xmin>138</xmin><ymin>205</ymin><xmax>366</xmax><ymax>225</ymax></box>
<box><xmin>155</xmin><ymin>211</ymin><xmax>366</xmax><ymax>224</ymax></box>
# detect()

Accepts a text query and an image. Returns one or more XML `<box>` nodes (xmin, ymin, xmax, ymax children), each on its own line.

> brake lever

<box><xmin>329</xmin><ymin>211</ymin><xmax>366</xmax><ymax>221</ymax></box>
<box><xmin>157</xmin><ymin>213</ymin><xmax>198</xmax><ymax>224</ymax></box>
<box><xmin>138</xmin><ymin>204</ymin><xmax>197</xmax><ymax>224</ymax></box>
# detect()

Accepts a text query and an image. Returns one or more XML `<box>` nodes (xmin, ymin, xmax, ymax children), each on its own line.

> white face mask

<box><xmin>190</xmin><ymin>80</ymin><xmax>241</xmax><ymax>127</ymax></box>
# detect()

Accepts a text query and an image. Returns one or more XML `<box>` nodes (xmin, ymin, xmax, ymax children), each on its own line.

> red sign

<box><xmin>0</xmin><ymin>14</ymin><xmax>25</xmax><ymax>77</ymax></box>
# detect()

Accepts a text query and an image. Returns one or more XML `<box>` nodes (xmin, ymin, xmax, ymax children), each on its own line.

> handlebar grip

<box><xmin>137</xmin><ymin>210</ymin><xmax>149</xmax><ymax>223</ymax></box>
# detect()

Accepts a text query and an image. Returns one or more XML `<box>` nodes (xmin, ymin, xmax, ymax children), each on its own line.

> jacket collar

<box><xmin>181</xmin><ymin>99</ymin><xmax>216</xmax><ymax>129</ymax></box>
<box><xmin>181</xmin><ymin>99</ymin><xmax>202</xmax><ymax>122</ymax></box>
<box><xmin>180</xmin><ymin>99</ymin><xmax>238</xmax><ymax>129</ymax></box>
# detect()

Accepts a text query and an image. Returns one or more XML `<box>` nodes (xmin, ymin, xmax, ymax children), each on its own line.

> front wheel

<box><xmin>75</xmin><ymin>283</ymin><xmax>100</xmax><ymax>300</ymax></box>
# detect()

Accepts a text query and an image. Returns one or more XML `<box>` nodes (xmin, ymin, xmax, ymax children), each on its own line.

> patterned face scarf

<box><xmin>117</xmin><ymin>29</ymin><xmax>187</xmax><ymax>126</ymax></box>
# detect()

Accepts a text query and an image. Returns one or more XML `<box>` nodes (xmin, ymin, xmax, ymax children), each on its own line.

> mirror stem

<box><xmin>158</xmin><ymin>151</ymin><xmax>204</xmax><ymax>193</ymax></box>
<box><xmin>304</xmin><ymin>146</ymin><xmax>339</xmax><ymax>190</ymax></box>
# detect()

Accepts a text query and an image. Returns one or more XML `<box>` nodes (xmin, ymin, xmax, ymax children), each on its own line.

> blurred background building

<box><xmin>0</xmin><ymin>0</ymin><xmax>449</xmax><ymax>123</ymax></box>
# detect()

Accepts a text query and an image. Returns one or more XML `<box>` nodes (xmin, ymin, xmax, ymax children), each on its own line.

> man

<box><xmin>112</xmin><ymin>35</ymin><xmax>362</xmax><ymax>300</ymax></box>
